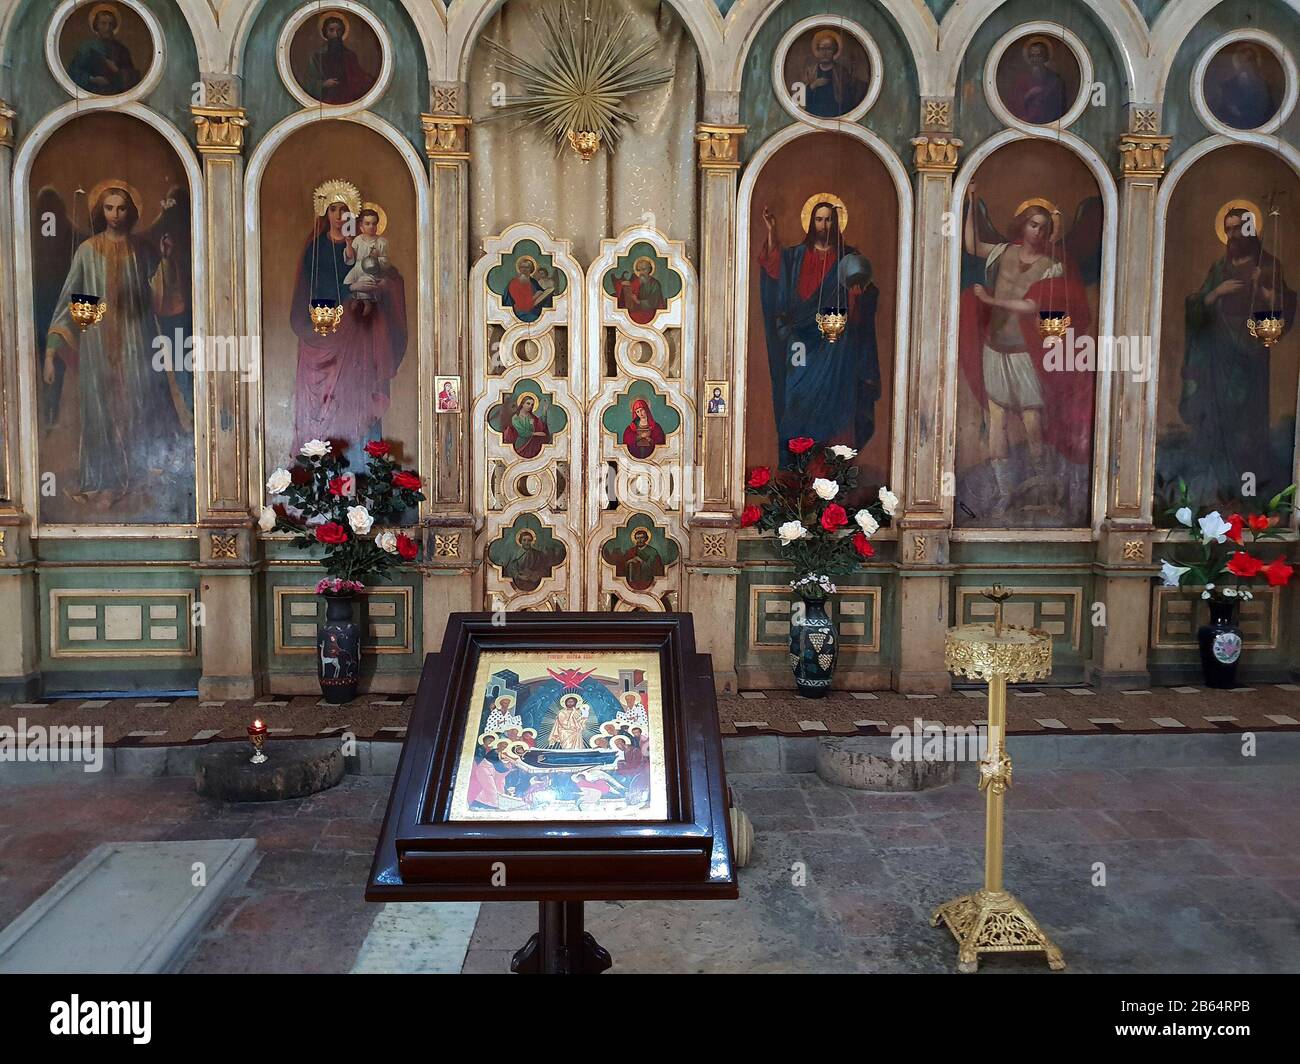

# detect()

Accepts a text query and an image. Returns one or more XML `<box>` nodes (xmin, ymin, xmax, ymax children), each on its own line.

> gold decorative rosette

<box><xmin>943</xmin><ymin>623</ymin><xmax>1052</xmax><ymax>683</ymax></box>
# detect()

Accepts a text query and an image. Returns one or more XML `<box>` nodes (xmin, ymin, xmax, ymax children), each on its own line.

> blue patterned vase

<box><xmin>790</xmin><ymin>596</ymin><xmax>838</xmax><ymax>698</ymax></box>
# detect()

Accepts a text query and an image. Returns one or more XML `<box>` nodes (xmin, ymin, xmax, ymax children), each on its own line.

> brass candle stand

<box><xmin>932</xmin><ymin>586</ymin><xmax>1064</xmax><ymax>972</ymax></box>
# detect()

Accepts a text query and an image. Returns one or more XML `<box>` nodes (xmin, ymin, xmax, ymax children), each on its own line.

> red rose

<box><xmin>1262</xmin><ymin>557</ymin><xmax>1294</xmax><ymax>587</ymax></box>
<box><xmin>1225</xmin><ymin>551</ymin><xmax>1262</xmax><ymax>578</ymax></box>
<box><xmin>820</xmin><ymin>503</ymin><xmax>848</xmax><ymax>532</ymax></box>
<box><xmin>852</xmin><ymin>531</ymin><xmax>875</xmax><ymax>559</ymax></box>
<box><xmin>1248</xmin><ymin>514</ymin><xmax>1271</xmax><ymax>532</ymax></box>
<box><xmin>392</xmin><ymin>471</ymin><xmax>422</xmax><ymax>490</ymax></box>
<box><xmin>740</xmin><ymin>504</ymin><xmax>761</xmax><ymax>527</ymax></box>
<box><xmin>395</xmin><ymin>532</ymin><xmax>419</xmax><ymax>560</ymax></box>
<box><xmin>315</xmin><ymin>522</ymin><xmax>349</xmax><ymax>545</ymax></box>
<box><xmin>364</xmin><ymin>440</ymin><xmax>392</xmax><ymax>459</ymax></box>
<box><xmin>788</xmin><ymin>437</ymin><xmax>815</xmax><ymax>455</ymax></box>
<box><xmin>746</xmin><ymin>467</ymin><xmax>772</xmax><ymax>489</ymax></box>
<box><xmin>327</xmin><ymin>474</ymin><xmax>354</xmax><ymax>497</ymax></box>
<box><xmin>1225</xmin><ymin>514</ymin><xmax>1244</xmax><ymax>544</ymax></box>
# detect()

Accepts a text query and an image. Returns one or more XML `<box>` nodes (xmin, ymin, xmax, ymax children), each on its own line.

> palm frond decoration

<box><xmin>480</xmin><ymin>0</ymin><xmax>674</xmax><ymax>160</ymax></box>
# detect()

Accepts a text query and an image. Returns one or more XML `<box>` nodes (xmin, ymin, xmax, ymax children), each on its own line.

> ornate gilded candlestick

<box><xmin>932</xmin><ymin>587</ymin><xmax>1063</xmax><ymax>972</ymax></box>
<box><xmin>247</xmin><ymin>719</ymin><xmax>268</xmax><ymax>765</ymax></box>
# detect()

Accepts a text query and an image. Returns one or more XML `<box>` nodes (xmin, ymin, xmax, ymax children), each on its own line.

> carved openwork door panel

<box><xmin>471</xmin><ymin>224</ymin><xmax>585</xmax><ymax>610</ymax></box>
<box><xmin>585</xmin><ymin>227</ymin><xmax>696</xmax><ymax>611</ymax></box>
<box><xmin>470</xmin><ymin>225</ymin><xmax>696</xmax><ymax>611</ymax></box>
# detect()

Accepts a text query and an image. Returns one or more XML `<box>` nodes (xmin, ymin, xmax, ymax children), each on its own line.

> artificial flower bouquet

<box><xmin>1158</xmin><ymin>481</ymin><xmax>1295</xmax><ymax>602</ymax></box>
<box><xmin>261</xmin><ymin>438</ymin><xmax>427</xmax><ymax>588</ymax></box>
<box><xmin>742</xmin><ymin>437</ymin><xmax>897</xmax><ymax>601</ymax></box>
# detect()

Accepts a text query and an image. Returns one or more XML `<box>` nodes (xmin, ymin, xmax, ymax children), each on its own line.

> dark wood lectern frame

<box><xmin>366</xmin><ymin>612</ymin><xmax>737</xmax><ymax>972</ymax></box>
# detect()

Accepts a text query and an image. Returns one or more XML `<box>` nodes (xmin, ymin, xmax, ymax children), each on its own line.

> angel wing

<box><xmin>141</xmin><ymin>183</ymin><xmax>192</xmax><ymax>268</ymax></box>
<box><xmin>1062</xmin><ymin>195</ymin><xmax>1104</xmax><ymax>287</ymax></box>
<box><xmin>959</xmin><ymin>195</ymin><xmax>1007</xmax><ymax>290</ymax></box>
<box><xmin>32</xmin><ymin>185</ymin><xmax>86</xmax><ymax>350</ymax></box>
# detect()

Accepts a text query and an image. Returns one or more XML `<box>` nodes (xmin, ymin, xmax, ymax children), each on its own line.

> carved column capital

<box><xmin>0</xmin><ymin>101</ymin><xmax>16</xmax><ymax>149</ymax></box>
<box><xmin>911</xmin><ymin>134</ymin><xmax>962</xmax><ymax>175</ymax></box>
<box><xmin>695</xmin><ymin>123</ymin><xmax>745</xmax><ymax>171</ymax></box>
<box><xmin>193</xmin><ymin>106</ymin><xmax>248</xmax><ymax>155</ymax></box>
<box><xmin>421</xmin><ymin>113</ymin><xmax>471</xmax><ymax>161</ymax></box>
<box><xmin>1118</xmin><ymin>133</ymin><xmax>1171</xmax><ymax>179</ymax></box>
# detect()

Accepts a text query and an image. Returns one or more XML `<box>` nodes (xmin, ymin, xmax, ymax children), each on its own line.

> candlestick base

<box><xmin>931</xmin><ymin>889</ymin><xmax>1065</xmax><ymax>972</ymax></box>
<box><xmin>249</xmin><ymin>751</ymin><xmax>268</xmax><ymax>765</ymax></box>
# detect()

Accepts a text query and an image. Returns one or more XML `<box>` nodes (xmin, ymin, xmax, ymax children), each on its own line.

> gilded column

<box><xmin>1090</xmin><ymin>112</ymin><xmax>1170</xmax><ymax>688</ymax></box>
<box><xmin>422</xmin><ymin>84</ymin><xmax>475</xmax><ymax>643</ymax></box>
<box><xmin>0</xmin><ymin>100</ymin><xmax>40</xmax><ymax>698</ymax></box>
<box><xmin>193</xmin><ymin>80</ymin><xmax>259</xmax><ymax>698</ymax></box>
<box><xmin>895</xmin><ymin>104</ymin><xmax>961</xmax><ymax>693</ymax></box>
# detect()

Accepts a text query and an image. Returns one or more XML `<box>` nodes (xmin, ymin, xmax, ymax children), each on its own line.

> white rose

<box><xmin>1175</xmin><ymin>506</ymin><xmax>1193</xmax><ymax>527</ymax></box>
<box><xmin>376</xmin><ymin>531</ymin><xmax>398</xmax><ymax>554</ymax></box>
<box><xmin>300</xmin><ymin>439</ymin><xmax>331</xmax><ymax>459</ymax></box>
<box><xmin>777</xmin><ymin>520</ymin><xmax>807</xmax><ymax>546</ymax></box>
<box><xmin>829</xmin><ymin>445</ymin><xmax>857</xmax><ymax>459</ymax></box>
<box><xmin>878</xmin><ymin>486</ymin><xmax>899</xmax><ymax>516</ymax></box>
<box><xmin>258</xmin><ymin>506</ymin><xmax>277</xmax><ymax>532</ymax></box>
<box><xmin>812</xmin><ymin>478</ymin><xmax>839</xmax><ymax>501</ymax></box>
<box><xmin>266</xmin><ymin>468</ymin><xmax>291</xmax><ymax>494</ymax></box>
<box><xmin>1159</xmin><ymin>560</ymin><xmax>1189</xmax><ymax>588</ymax></box>
<box><xmin>855</xmin><ymin>510</ymin><xmax>879</xmax><ymax>537</ymax></box>
<box><xmin>346</xmin><ymin>506</ymin><xmax>374</xmax><ymax>536</ymax></box>
<box><xmin>1198</xmin><ymin>512</ymin><xmax>1231</xmax><ymax>543</ymax></box>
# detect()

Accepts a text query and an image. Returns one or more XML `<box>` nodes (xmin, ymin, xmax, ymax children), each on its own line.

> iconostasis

<box><xmin>0</xmin><ymin>0</ymin><xmax>1295</xmax><ymax>700</ymax></box>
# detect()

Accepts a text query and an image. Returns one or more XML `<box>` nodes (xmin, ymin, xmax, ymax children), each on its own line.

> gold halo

<box><xmin>800</xmin><ymin>192</ymin><xmax>849</xmax><ymax>235</ymax></box>
<box><xmin>359</xmin><ymin>200</ymin><xmax>386</xmax><ymax>235</ymax></box>
<box><xmin>317</xmin><ymin>10</ymin><xmax>351</xmax><ymax>40</ymax></box>
<box><xmin>1021</xmin><ymin>34</ymin><xmax>1057</xmax><ymax>64</ymax></box>
<box><xmin>632</xmin><ymin>256</ymin><xmax>656</xmax><ymax>276</ymax></box>
<box><xmin>810</xmin><ymin>28</ymin><xmax>843</xmax><ymax>58</ymax></box>
<box><xmin>513</xmin><ymin>387</ymin><xmax>542</xmax><ymax>410</ymax></box>
<box><xmin>86</xmin><ymin>179</ymin><xmax>142</xmax><ymax>218</ymax></box>
<box><xmin>87</xmin><ymin>3</ymin><xmax>120</xmax><ymax>31</ymax></box>
<box><xmin>1216</xmin><ymin>199</ymin><xmax>1265</xmax><ymax>244</ymax></box>
<box><xmin>514</xmin><ymin>254</ymin><xmax>538</xmax><ymax>273</ymax></box>
<box><xmin>1014</xmin><ymin>197</ymin><xmax>1064</xmax><ymax>236</ymax></box>
<box><xmin>514</xmin><ymin>527</ymin><xmax>538</xmax><ymax>546</ymax></box>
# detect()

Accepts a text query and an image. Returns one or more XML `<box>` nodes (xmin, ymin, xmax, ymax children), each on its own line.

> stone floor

<box><xmin>1</xmin><ymin>762</ymin><xmax>1296</xmax><ymax>973</ymax></box>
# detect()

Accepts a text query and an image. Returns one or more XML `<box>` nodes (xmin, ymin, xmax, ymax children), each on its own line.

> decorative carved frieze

<box><xmin>911</xmin><ymin>134</ymin><xmax>962</xmax><ymax>174</ymax></box>
<box><xmin>201</xmin><ymin>76</ymin><xmax>238</xmax><ymax>109</ymax></box>
<box><xmin>1118</xmin><ymin>134</ymin><xmax>1171</xmax><ymax>179</ymax></box>
<box><xmin>421</xmin><ymin>114</ymin><xmax>471</xmax><ymax>160</ymax></box>
<box><xmin>432</xmin><ymin>85</ymin><xmax>459</xmax><ymax>114</ymax></box>
<box><xmin>1131</xmin><ymin>108</ymin><xmax>1158</xmax><ymax>134</ymax></box>
<box><xmin>193</xmin><ymin>106</ymin><xmax>248</xmax><ymax>155</ymax></box>
<box><xmin>695</xmin><ymin>123</ymin><xmax>745</xmax><ymax>171</ymax></box>
<box><xmin>1122</xmin><ymin>539</ymin><xmax>1146</xmax><ymax>561</ymax></box>
<box><xmin>210</xmin><ymin>533</ymin><xmax>239</xmax><ymax>560</ymax></box>
<box><xmin>701</xmin><ymin>532</ymin><xmax>728</xmax><ymax>558</ymax></box>
<box><xmin>922</xmin><ymin>98</ymin><xmax>952</xmax><ymax>132</ymax></box>
<box><xmin>434</xmin><ymin>532</ymin><xmax>461</xmax><ymax>558</ymax></box>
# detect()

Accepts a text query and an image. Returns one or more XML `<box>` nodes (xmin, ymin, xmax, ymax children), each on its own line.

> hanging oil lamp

<box><xmin>67</xmin><ymin>189</ymin><xmax>106</xmax><ymax>330</ymax></box>
<box><xmin>1246</xmin><ymin>207</ymin><xmax>1285</xmax><ymax>348</ymax></box>
<box><xmin>816</xmin><ymin>307</ymin><xmax>848</xmax><ymax>343</ymax></box>
<box><xmin>309</xmin><ymin>299</ymin><xmax>343</xmax><ymax>336</ymax></box>
<box><xmin>566</xmin><ymin>129</ymin><xmax>601</xmax><ymax>162</ymax></box>
<box><xmin>1038</xmin><ymin>310</ymin><xmax>1071</xmax><ymax>339</ymax></box>
<box><xmin>69</xmin><ymin>294</ymin><xmax>106</xmax><ymax>330</ymax></box>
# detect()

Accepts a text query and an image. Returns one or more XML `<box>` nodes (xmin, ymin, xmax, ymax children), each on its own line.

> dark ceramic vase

<box><xmin>318</xmin><ymin>593</ymin><xmax>360</xmax><ymax>704</ymax></box>
<box><xmin>790</xmin><ymin>596</ymin><xmax>837</xmax><ymax>698</ymax></box>
<box><xmin>1197</xmin><ymin>598</ymin><xmax>1242</xmax><ymax>689</ymax></box>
